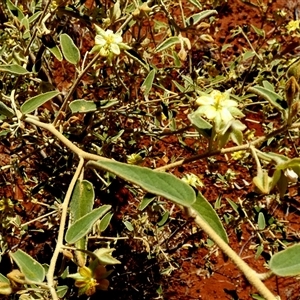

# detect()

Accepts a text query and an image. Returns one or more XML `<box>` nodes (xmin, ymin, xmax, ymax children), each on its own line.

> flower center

<box><xmin>214</xmin><ymin>93</ymin><xmax>223</xmax><ymax>109</ymax></box>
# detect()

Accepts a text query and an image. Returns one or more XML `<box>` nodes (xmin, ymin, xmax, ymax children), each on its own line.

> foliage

<box><xmin>0</xmin><ymin>0</ymin><xmax>300</xmax><ymax>299</ymax></box>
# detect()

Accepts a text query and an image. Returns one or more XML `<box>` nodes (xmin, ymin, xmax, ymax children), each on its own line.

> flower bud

<box><xmin>285</xmin><ymin>76</ymin><xmax>300</xmax><ymax>107</ymax></box>
<box><xmin>287</xmin><ymin>59</ymin><xmax>300</xmax><ymax>82</ymax></box>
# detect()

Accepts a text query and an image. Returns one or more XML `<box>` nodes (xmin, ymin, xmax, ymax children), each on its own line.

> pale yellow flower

<box><xmin>181</xmin><ymin>173</ymin><xmax>204</xmax><ymax>188</ymax></box>
<box><xmin>91</xmin><ymin>25</ymin><xmax>130</xmax><ymax>57</ymax></box>
<box><xmin>286</xmin><ymin>20</ymin><xmax>300</xmax><ymax>33</ymax></box>
<box><xmin>196</xmin><ymin>90</ymin><xmax>241</xmax><ymax>124</ymax></box>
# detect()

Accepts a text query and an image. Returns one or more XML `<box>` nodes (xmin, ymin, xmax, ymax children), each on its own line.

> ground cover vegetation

<box><xmin>1</xmin><ymin>0</ymin><xmax>300</xmax><ymax>299</ymax></box>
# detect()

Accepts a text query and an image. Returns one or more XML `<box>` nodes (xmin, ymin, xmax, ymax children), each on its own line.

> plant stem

<box><xmin>24</xmin><ymin>116</ymin><xmax>110</xmax><ymax>162</ymax></box>
<box><xmin>52</xmin><ymin>52</ymin><xmax>101</xmax><ymax>127</ymax></box>
<box><xmin>46</xmin><ymin>158</ymin><xmax>84</xmax><ymax>300</ymax></box>
<box><xmin>189</xmin><ymin>209</ymin><xmax>277</xmax><ymax>300</ymax></box>
<box><xmin>156</xmin><ymin>122</ymin><xmax>300</xmax><ymax>172</ymax></box>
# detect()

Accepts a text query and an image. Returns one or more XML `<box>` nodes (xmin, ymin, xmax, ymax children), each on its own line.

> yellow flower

<box><xmin>127</xmin><ymin>153</ymin><xmax>143</xmax><ymax>165</ymax></box>
<box><xmin>286</xmin><ymin>20</ymin><xmax>300</xmax><ymax>33</ymax></box>
<box><xmin>91</xmin><ymin>25</ymin><xmax>130</xmax><ymax>57</ymax></box>
<box><xmin>196</xmin><ymin>90</ymin><xmax>242</xmax><ymax>124</ymax></box>
<box><xmin>69</xmin><ymin>265</ymin><xmax>109</xmax><ymax>296</ymax></box>
<box><xmin>231</xmin><ymin>151</ymin><xmax>246</xmax><ymax>160</ymax></box>
<box><xmin>181</xmin><ymin>173</ymin><xmax>204</xmax><ymax>188</ymax></box>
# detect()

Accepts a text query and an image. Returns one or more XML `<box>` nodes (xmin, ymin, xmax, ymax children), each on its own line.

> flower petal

<box><xmin>95</xmin><ymin>35</ymin><xmax>106</xmax><ymax>47</ymax></box>
<box><xmin>220</xmin><ymin>108</ymin><xmax>233</xmax><ymax>123</ymax></box>
<box><xmin>196</xmin><ymin>96</ymin><xmax>214</xmax><ymax>106</ymax></box>
<box><xmin>110</xmin><ymin>43</ymin><xmax>120</xmax><ymax>55</ymax></box>
<box><xmin>222</xmin><ymin>99</ymin><xmax>238</xmax><ymax>107</ymax></box>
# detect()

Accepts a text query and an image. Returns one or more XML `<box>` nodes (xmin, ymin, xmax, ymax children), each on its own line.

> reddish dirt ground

<box><xmin>2</xmin><ymin>0</ymin><xmax>300</xmax><ymax>299</ymax></box>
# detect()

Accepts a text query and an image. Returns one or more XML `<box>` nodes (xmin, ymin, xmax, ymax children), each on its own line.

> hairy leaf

<box><xmin>192</xmin><ymin>193</ymin><xmax>228</xmax><ymax>243</ymax></box>
<box><xmin>66</xmin><ymin>205</ymin><xmax>111</xmax><ymax>244</ymax></box>
<box><xmin>88</xmin><ymin>160</ymin><xmax>196</xmax><ymax>206</ymax></box>
<box><xmin>21</xmin><ymin>91</ymin><xmax>60</xmax><ymax>114</ymax></box>
<box><xmin>10</xmin><ymin>250</ymin><xmax>45</xmax><ymax>282</ymax></box>
<box><xmin>69</xmin><ymin>100</ymin><xmax>97</xmax><ymax>114</ymax></box>
<box><xmin>186</xmin><ymin>10</ymin><xmax>217</xmax><ymax>26</ymax></box>
<box><xmin>269</xmin><ymin>244</ymin><xmax>300</xmax><ymax>276</ymax></box>
<box><xmin>141</xmin><ymin>69</ymin><xmax>156</xmax><ymax>97</ymax></box>
<box><xmin>60</xmin><ymin>33</ymin><xmax>80</xmax><ymax>65</ymax></box>
<box><xmin>69</xmin><ymin>179</ymin><xmax>95</xmax><ymax>266</ymax></box>
<box><xmin>0</xmin><ymin>64</ymin><xmax>29</xmax><ymax>75</ymax></box>
<box><xmin>156</xmin><ymin>36</ymin><xmax>180</xmax><ymax>52</ymax></box>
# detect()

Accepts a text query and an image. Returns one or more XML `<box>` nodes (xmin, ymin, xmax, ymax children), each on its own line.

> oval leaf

<box><xmin>6</xmin><ymin>0</ymin><xmax>24</xmax><ymax>21</ymax></box>
<box><xmin>10</xmin><ymin>250</ymin><xmax>45</xmax><ymax>282</ymax></box>
<box><xmin>21</xmin><ymin>91</ymin><xmax>60</xmax><ymax>114</ymax></box>
<box><xmin>141</xmin><ymin>69</ymin><xmax>156</xmax><ymax>97</ymax></box>
<box><xmin>69</xmin><ymin>100</ymin><xmax>97</xmax><ymax>114</ymax></box>
<box><xmin>248</xmin><ymin>85</ymin><xmax>285</xmax><ymax>112</ymax></box>
<box><xmin>0</xmin><ymin>64</ymin><xmax>29</xmax><ymax>75</ymax></box>
<box><xmin>65</xmin><ymin>205</ymin><xmax>111</xmax><ymax>244</ymax></box>
<box><xmin>99</xmin><ymin>212</ymin><xmax>114</xmax><ymax>232</ymax></box>
<box><xmin>269</xmin><ymin>244</ymin><xmax>300</xmax><ymax>276</ymax></box>
<box><xmin>69</xmin><ymin>179</ymin><xmax>95</xmax><ymax>266</ymax></box>
<box><xmin>70</xmin><ymin>179</ymin><xmax>94</xmax><ymax>221</ymax></box>
<box><xmin>47</xmin><ymin>45</ymin><xmax>63</xmax><ymax>62</ymax></box>
<box><xmin>156</xmin><ymin>36</ymin><xmax>180</xmax><ymax>52</ymax></box>
<box><xmin>192</xmin><ymin>193</ymin><xmax>228</xmax><ymax>243</ymax></box>
<box><xmin>60</xmin><ymin>33</ymin><xmax>80</xmax><ymax>65</ymax></box>
<box><xmin>257</xmin><ymin>212</ymin><xmax>266</xmax><ymax>230</ymax></box>
<box><xmin>0</xmin><ymin>102</ymin><xmax>14</xmax><ymax>118</ymax></box>
<box><xmin>88</xmin><ymin>160</ymin><xmax>196</xmax><ymax>206</ymax></box>
<box><xmin>186</xmin><ymin>10</ymin><xmax>217</xmax><ymax>26</ymax></box>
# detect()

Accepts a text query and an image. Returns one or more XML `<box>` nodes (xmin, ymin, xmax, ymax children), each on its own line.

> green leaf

<box><xmin>188</xmin><ymin>112</ymin><xmax>212</xmax><ymax>138</ymax></box>
<box><xmin>0</xmin><ymin>64</ymin><xmax>29</xmax><ymax>75</ymax></box>
<box><xmin>47</xmin><ymin>45</ymin><xmax>63</xmax><ymax>62</ymax></box>
<box><xmin>69</xmin><ymin>179</ymin><xmax>95</xmax><ymax>266</ymax></box>
<box><xmin>248</xmin><ymin>85</ymin><xmax>285</xmax><ymax>113</ymax></box>
<box><xmin>123</xmin><ymin>220</ymin><xmax>134</xmax><ymax>231</ymax></box>
<box><xmin>0</xmin><ymin>102</ymin><xmax>14</xmax><ymax>118</ymax></box>
<box><xmin>10</xmin><ymin>250</ymin><xmax>45</xmax><ymax>282</ymax></box>
<box><xmin>187</xmin><ymin>0</ymin><xmax>202</xmax><ymax>9</ymax></box>
<box><xmin>251</xmin><ymin>24</ymin><xmax>265</xmax><ymax>38</ymax></box>
<box><xmin>253</xmin><ymin>170</ymin><xmax>272</xmax><ymax>194</ymax></box>
<box><xmin>6</xmin><ymin>0</ymin><xmax>24</xmax><ymax>21</ymax></box>
<box><xmin>21</xmin><ymin>91</ymin><xmax>60</xmax><ymax>114</ymax></box>
<box><xmin>141</xmin><ymin>69</ymin><xmax>156</xmax><ymax>97</ymax></box>
<box><xmin>99</xmin><ymin>212</ymin><xmax>113</xmax><ymax>232</ymax></box>
<box><xmin>139</xmin><ymin>194</ymin><xmax>156</xmax><ymax>210</ymax></box>
<box><xmin>60</xmin><ymin>33</ymin><xmax>80</xmax><ymax>65</ymax></box>
<box><xmin>69</xmin><ymin>180</ymin><xmax>94</xmax><ymax>220</ymax></box>
<box><xmin>192</xmin><ymin>193</ymin><xmax>228</xmax><ymax>243</ymax></box>
<box><xmin>242</xmin><ymin>51</ymin><xmax>255</xmax><ymax>61</ymax></box>
<box><xmin>93</xmin><ymin>248</ymin><xmax>121</xmax><ymax>265</ymax></box>
<box><xmin>56</xmin><ymin>285</ymin><xmax>68</xmax><ymax>298</ymax></box>
<box><xmin>69</xmin><ymin>100</ymin><xmax>97</xmax><ymax>114</ymax></box>
<box><xmin>65</xmin><ymin>205</ymin><xmax>111</xmax><ymax>244</ymax></box>
<box><xmin>157</xmin><ymin>211</ymin><xmax>169</xmax><ymax>227</ymax></box>
<box><xmin>186</xmin><ymin>10</ymin><xmax>217</xmax><ymax>26</ymax></box>
<box><xmin>269</xmin><ymin>244</ymin><xmax>300</xmax><ymax>276</ymax></box>
<box><xmin>230</xmin><ymin>128</ymin><xmax>243</xmax><ymax>145</ymax></box>
<box><xmin>0</xmin><ymin>274</ymin><xmax>11</xmax><ymax>295</ymax></box>
<box><xmin>156</xmin><ymin>36</ymin><xmax>180</xmax><ymax>52</ymax></box>
<box><xmin>225</xmin><ymin>198</ymin><xmax>239</xmax><ymax>214</ymax></box>
<box><xmin>257</xmin><ymin>212</ymin><xmax>266</xmax><ymax>230</ymax></box>
<box><xmin>262</xmin><ymin>80</ymin><xmax>274</xmax><ymax>91</ymax></box>
<box><xmin>88</xmin><ymin>160</ymin><xmax>196</xmax><ymax>207</ymax></box>
<box><xmin>28</xmin><ymin>11</ymin><xmax>42</xmax><ymax>24</ymax></box>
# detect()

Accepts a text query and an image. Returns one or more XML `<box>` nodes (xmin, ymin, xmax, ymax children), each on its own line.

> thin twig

<box><xmin>52</xmin><ymin>52</ymin><xmax>101</xmax><ymax>126</ymax></box>
<box><xmin>46</xmin><ymin>158</ymin><xmax>84</xmax><ymax>300</ymax></box>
